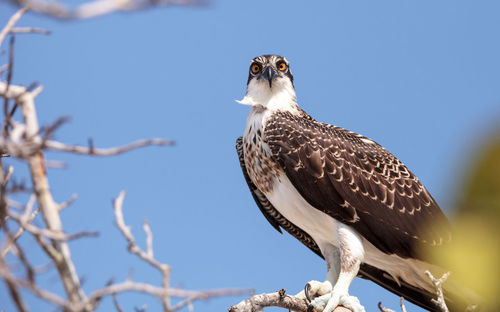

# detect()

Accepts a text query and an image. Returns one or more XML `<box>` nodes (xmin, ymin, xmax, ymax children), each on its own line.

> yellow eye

<box><xmin>251</xmin><ymin>63</ymin><xmax>261</xmax><ymax>74</ymax></box>
<box><xmin>277</xmin><ymin>62</ymin><xmax>287</xmax><ymax>71</ymax></box>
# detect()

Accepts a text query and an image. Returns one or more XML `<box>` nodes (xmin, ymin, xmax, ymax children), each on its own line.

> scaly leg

<box><xmin>308</xmin><ymin>222</ymin><xmax>366</xmax><ymax>312</ymax></box>
<box><xmin>295</xmin><ymin>245</ymin><xmax>340</xmax><ymax>303</ymax></box>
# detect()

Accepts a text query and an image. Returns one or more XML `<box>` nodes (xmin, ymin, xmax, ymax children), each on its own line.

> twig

<box><xmin>378</xmin><ymin>302</ymin><xmax>396</xmax><ymax>312</ymax></box>
<box><xmin>0</xmin><ymin>7</ymin><xmax>29</xmax><ymax>48</ymax></box>
<box><xmin>378</xmin><ymin>297</ymin><xmax>407</xmax><ymax>312</ymax></box>
<box><xmin>113</xmin><ymin>191</ymin><xmax>172</xmax><ymax>310</ymax></box>
<box><xmin>0</xmin><ymin>256</ymin><xmax>29</xmax><ymax>312</ymax></box>
<box><xmin>2</xmin><ymin>196</ymin><xmax>39</xmax><ymax>258</ymax></box>
<box><xmin>80</xmin><ymin>279</ymin><xmax>248</xmax><ymax>311</ymax></box>
<box><xmin>2</xmin><ymin>36</ymin><xmax>15</xmax><ymax>140</ymax></box>
<box><xmin>8</xmin><ymin>209</ymin><xmax>98</xmax><ymax>241</ymax></box>
<box><xmin>58</xmin><ymin>194</ymin><xmax>78</xmax><ymax>211</ymax></box>
<box><xmin>143</xmin><ymin>219</ymin><xmax>153</xmax><ymax>258</ymax></box>
<box><xmin>10</xmin><ymin>27</ymin><xmax>52</xmax><ymax>35</ymax></box>
<box><xmin>0</xmin><ymin>259</ymin><xmax>72</xmax><ymax>310</ymax></box>
<box><xmin>425</xmin><ymin>271</ymin><xmax>450</xmax><ymax>312</ymax></box>
<box><xmin>112</xmin><ymin>293</ymin><xmax>124</xmax><ymax>312</ymax></box>
<box><xmin>45</xmin><ymin>138</ymin><xmax>174</xmax><ymax>156</ymax></box>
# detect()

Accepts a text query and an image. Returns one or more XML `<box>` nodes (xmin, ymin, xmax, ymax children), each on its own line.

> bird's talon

<box><xmin>307</xmin><ymin>304</ymin><xmax>316</xmax><ymax>312</ymax></box>
<box><xmin>304</xmin><ymin>283</ymin><xmax>313</xmax><ymax>303</ymax></box>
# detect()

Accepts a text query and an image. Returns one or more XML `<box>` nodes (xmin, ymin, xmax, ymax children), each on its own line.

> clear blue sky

<box><xmin>1</xmin><ymin>1</ymin><xmax>499</xmax><ymax>311</ymax></box>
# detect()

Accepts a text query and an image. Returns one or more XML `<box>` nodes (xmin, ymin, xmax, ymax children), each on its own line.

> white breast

<box><xmin>267</xmin><ymin>174</ymin><xmax>339</xmax><ymax>249</ymax></box>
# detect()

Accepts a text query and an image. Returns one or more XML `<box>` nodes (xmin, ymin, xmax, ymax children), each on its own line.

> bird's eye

<box><xmin>251</xmin><ymin>63</ymin><xmax>261</xmax><ymax>74</ymax></box>
<box><xmin>277</xmin><ymin>61</ymin><xmax>287</xmax><ymax>71</ymax></box>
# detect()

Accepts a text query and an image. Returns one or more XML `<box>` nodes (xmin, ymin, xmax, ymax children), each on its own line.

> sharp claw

<box><xmin>307</xmin><ymin>304</ymin><xmax>316</xmax><ymax>312</ymax></box>
<box><xmin>304</xmin><ymin>283</ymin><xmax>313</xmax><ymax>303</ymax></box>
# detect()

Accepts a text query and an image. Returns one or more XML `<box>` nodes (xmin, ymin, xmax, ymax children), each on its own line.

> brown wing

<box><xmin>236</xmin><ymin>137</ymin><xmax>322</xmax><ymax>257</ymax></box>
<box><xmin>264</xmin><ymin>111</ymin><xmax>452</xmax><ymax>260</ymax></box>
<box><xmin>236</xmin><ymin>134</ymin><xmax>457</xmax><ymax>311</ymax></box>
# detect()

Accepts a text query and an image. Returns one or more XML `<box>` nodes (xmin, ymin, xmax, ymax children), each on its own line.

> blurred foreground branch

<box><xmin>11</xmin><ymin>0</ymin><xmax>205</xmax><ymax>20</ymax></box>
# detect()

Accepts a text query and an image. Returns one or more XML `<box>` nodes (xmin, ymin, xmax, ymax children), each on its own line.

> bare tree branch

<box><xmin>0</xmin><ymin>7</ymin><xmax>29</xmax><ymax>48</ymax></box>
<box><xmin>18</xmin><ymin>77</ymin><xmax>88</xmax><ymax>306</ymax></box>
<box><xmin>114</xmin><ymin>190</ymin><xmax>172</xmax><ymax>310</ymax></box>
<box><xmin>58</xmin><ymin>194</ymin><xmax>78</xmax><ymax>212</ymax></box>
<box><xmin>10</xmin><ymin>27</ymin><xmax>52</xmax><ymax>35</ymax></box>
<box><xmin>2</xmin><ymin>196</ymin><xmax>38</xmax><ymax>258</ymax></box>
<box><xmin>425</xmin><ymin>271</ymin><xmax>450</xmax><ymax>312</ymax></box>
<box><xmin>0</xmin><ymin>259</ymin><xmax>73</xmax><ymax>310</ymax></box>
<box><xmin>378</xmin><ymin>297</ymin><xmax>407</xmax><ymax>312</ymax></box>
<box><xmin>228</xmin><ymin>289</ymin><xmax>352</xmax><ymax>312</ymax></box>
<box><xmin>45</xmin><ymin>138</ymin><xmax>174</xmax><ymax>156</ymax></box>
<box><xmin>0</xmin><ymin>256</ymin><xmax>29</xmax><ymax>312</ymax></box>
<box><xmin>12</xmin><ymin>0</ymin><xmax>205</xmax><ymax>20</ymax></box>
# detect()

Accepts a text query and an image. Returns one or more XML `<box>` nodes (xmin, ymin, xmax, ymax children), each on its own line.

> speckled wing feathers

<box><xmin>264</xmin><ymin>111</ymin><xmax>452</xmax><ymax>260</ymax></box>
<box><xmin>236</xmin><ymin>137</ymin><xmax>322</xmax><ymax>257</ymax></box>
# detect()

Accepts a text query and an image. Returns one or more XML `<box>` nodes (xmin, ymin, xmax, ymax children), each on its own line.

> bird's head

<box><xmin>237</xmin><ymin>54</ymin><xmax>297</xmax><ymax>111</ymax></box>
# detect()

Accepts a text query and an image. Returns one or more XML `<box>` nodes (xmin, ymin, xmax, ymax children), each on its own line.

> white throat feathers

<box><xmin>237</xmin><ymin>74</ymin><xmax>298</xmax><ymax>114</ymax></box>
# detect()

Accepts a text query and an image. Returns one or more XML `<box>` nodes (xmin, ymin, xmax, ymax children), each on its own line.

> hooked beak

<box><xmin>260</xmin><ymin>66</ymin><xmax>277</xmax><ymax>88</ymax></box>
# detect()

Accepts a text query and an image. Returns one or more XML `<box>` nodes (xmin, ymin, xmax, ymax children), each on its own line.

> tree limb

<box><xmin>45</xmin><ymin>138</ymin><xmax>174</xmax><ymax>156</ymax></box>
<box><xmin>0</xmin><ymin>7</ymin><xmax>29</xmax><ymax>48</ymax></box>
<box><xmin>12</xmin><ymin>0</ymin><xmax>205</xmax><ymax>20</ymax></box>
<box><xmin>228</xmin><ymin>289</ymin><xmax>352</xmax><ymax>312</ymax></box>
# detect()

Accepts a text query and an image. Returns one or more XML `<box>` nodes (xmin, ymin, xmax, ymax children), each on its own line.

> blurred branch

<box><xmin>425</xmin><ymin>271</ymin><xmax>450</xmax><ymax>312</ymax></box>
<box><xmin>0</xmin><ymin>7</ymin><xmax>29</xmax><ymax>48</ymax></box>
<box><xmin>12</xmin><ymin>0</ymin><xmax>205</xmax><ymax>20</ymax></box>
<box><xmin>9</xmin><ymin>27</ymin><xmax>51</xmax><ymax>35</ymax></box>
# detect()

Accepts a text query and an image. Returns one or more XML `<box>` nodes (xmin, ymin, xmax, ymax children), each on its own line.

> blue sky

<box><xmin>1</xmin><ymin>1</ymin><xmax>499</xmax><ymax>311</ymax></box>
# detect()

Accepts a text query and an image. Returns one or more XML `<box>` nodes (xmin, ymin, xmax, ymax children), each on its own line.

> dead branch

<box><xmin>0</xmin><ymin>256</ymin><xmax>29</xmax><ymax>312</ymax></box>
<box><xmin>378</xmin><ymin>297</ymin><xmax>407</xmax><ymax>312</ymax></box>
<box><xmin>12</xmin><ymin>0</ymin><xmax>205</xmax><ymax>20</ymax></box>
<box><xmin>18</xmin><ymin>80</ymin><xmax>88</xmax><ymax>306</ymax></box>
<box><xmin>9</xmin><ymin>27</ymin><xmax>52</xmax><ymax>35</ymax></box>
<box><xmin>45</xmin><ymin>138</ymin><xmax>174</xmax><ymax>156</ymax></box>
<box><xmin>58</xmin><ymin>194</ymin><xmax>78</xmax><ymax>211</ymax></box>
<box><xmin>425</xmin><ymin>271</ymin><xmax>450</xmax><ymax>312</ymax></box>
<box><xmin>2</xmin><ymin>195</ymin><xmax>38</xmax><ymax>258</ymax></box>
<box><xmin>8</xmin><ymin>209</ymin><xmax>98</xmax><ymax>241</ymax></box>
<box><xmin>0</xmin><ymin>259</ymin><xmax>73</xmax><ymax>309</ymax></box>
<box><xmin>228</xmin><ymin>289</ymin><xmax>352</xmax><ymax>312</ymax></box>
<box><xmin>81</xmin><ymin>280</ymin><xmax>248</xmax><ymax>311</ymax></box>
<box><xmin>113</xmin><ymin>190</ymin><xmax>172</xmax><ymax>310</ymax></box>
<box><xmin>0</xmin><ymin>7</ymin><xmax>29</xmax><ymax>48</ymax></box>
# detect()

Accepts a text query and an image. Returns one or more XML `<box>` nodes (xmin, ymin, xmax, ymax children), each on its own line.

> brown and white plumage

<box><xmin>236</xmin><ymin>54</ymin><xmax>474</xmax><ymax>312</ymax></box>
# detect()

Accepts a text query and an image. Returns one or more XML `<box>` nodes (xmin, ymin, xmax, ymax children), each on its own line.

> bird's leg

<box><xmin>295</xmin><ymin>245</ymin><xmax>340</xmax><ymax>303</ymax></box>
<box><xmin>308</xmin><ymin>223</ymin><xmax>366</xmax><ymax>312</ymax></box>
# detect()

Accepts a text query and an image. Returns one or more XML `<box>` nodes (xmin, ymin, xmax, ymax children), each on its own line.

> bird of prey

<box><xmin>235</xmin><ymin>55</ymin><xmax>477</xmax><ymax>312</ymax></box>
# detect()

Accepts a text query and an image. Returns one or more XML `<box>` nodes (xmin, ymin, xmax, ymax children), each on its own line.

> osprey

<box><xmin>236</xmin><ymin>55</ymin><xmax>475</xmax><ymax>312</ymax></box>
